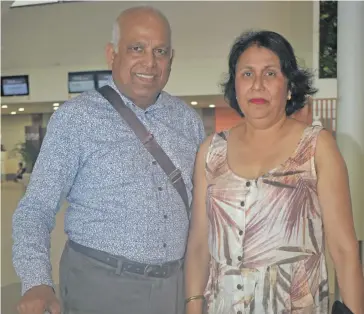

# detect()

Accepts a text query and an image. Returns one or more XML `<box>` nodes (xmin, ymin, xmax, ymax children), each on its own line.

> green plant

<box><xmin>319</xmin><ymin>0</ymin><xmax>337</xmax><ymax>78</ymax></box>
<box><xmin>12</xmin><ymin>142</ymin><xmax>40</xmax><ymax>172</ymax></box>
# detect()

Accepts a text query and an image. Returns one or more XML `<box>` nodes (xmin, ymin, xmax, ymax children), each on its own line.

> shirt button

<box><xmin>239</xmin><ymin>230</ymin><xmax>243</xmax><ymax>236</ymax></box>
<box><xmin>163</xmin><ymin>243</ymin><xmax>167</xmax><ymax>248</ymax></box>
<box><xmin>237</xmin><ymin>311</ymin><xmax>242</xmax><ymax>314</ymax></box>
<box><xmin>246</xmin><ymin>181</ymin><xmax>251</xmax><ymax>187</ymax></box>
<box><xmin>237</xmin><ymin>284</ymin><xmax>242</xmax><ymax>290</ymax></box>
<box><xmin>158</xmin><ymin>187</ymin><xmax>163</xmax><ymax>191</ymax></box>
<box><xmin>237</xmin><ymin>256</ymin><xmax>242</xmax><ymax>261</ymax></box>
<box><xmin>240</xmin><ymin>201</ymin><xmax>245</xmax><ymax>207</ymax></box>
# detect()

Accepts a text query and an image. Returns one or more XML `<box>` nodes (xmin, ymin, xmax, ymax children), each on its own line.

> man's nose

<box><xmin>143</xmin><ymin>50</ymin><xmax>157</xmax><ymax>68</ymax></box>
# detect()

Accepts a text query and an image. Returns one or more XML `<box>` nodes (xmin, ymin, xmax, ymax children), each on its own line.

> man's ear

<box><xmin>105</xmin><ymin>43</ymin><xmax>116</xmax><ymax>70</ymax></box>
<box><xmin>169</xmin><ymin>49</ymin><xmax>175</xmax><ymax>68</ymax></box>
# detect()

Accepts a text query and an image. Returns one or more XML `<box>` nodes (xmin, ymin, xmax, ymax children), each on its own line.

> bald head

<box><xmin>111</xmin><ymin>6</ymin><xmax>172</xmax><ymax>52</ymax></box>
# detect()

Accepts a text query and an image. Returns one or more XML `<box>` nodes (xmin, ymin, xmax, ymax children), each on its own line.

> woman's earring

<box><xmin>287</xmin><ymin>93</ymin><xmax>291</xmax><ymax>100</ymax></box>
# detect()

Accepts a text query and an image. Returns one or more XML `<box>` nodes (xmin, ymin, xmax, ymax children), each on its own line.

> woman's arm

<box><xmin>184</xmin><ymin>137</ymin><xmax>212</xmax><ymax>314</ymax></box>
<box><xmin>316</xmin><ymin>129</ymin><xmax>364</xmax><ymax>313</ymax></box>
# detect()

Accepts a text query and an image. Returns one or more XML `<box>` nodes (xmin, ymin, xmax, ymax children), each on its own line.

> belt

<box><xmin>68</xmin><ymin>240</ymin><xmax>183</xmax><ymax>279</ymax></box>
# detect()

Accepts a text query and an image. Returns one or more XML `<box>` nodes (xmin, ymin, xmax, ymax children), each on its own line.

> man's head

<box><xmin>106</xmin><ymin>6</ymin><xmax>173</xmax><ymax>109</ymax></box>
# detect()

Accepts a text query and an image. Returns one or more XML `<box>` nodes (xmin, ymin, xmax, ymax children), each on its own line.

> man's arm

<box><xmin>12</xmin><ymin>103</ymin><xmax>83</xmax><ymax>295</ymax></box>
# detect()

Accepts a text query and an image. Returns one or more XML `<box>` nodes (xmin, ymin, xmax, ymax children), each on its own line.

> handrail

<box><xmin>312</xmin><ymin>98</ymin><xmax>337</xmax><ymax>132</ymax></box>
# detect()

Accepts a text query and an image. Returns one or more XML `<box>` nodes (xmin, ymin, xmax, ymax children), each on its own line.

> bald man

<box><xmin>292</xmin><ymin>95</ymin><xmax>314</xmax><ymax>125</ymax></box>
<box><xmin>13</xmin><ymin>6</ymin><xmax>205</xmax><ymax>314</ymax></box>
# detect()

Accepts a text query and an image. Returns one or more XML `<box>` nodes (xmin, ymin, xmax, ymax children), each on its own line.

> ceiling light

<box><xmin>190</xmin><ymin>101</ymin><xmax>198</xmax><ymax>105</ymax></box>
<box><xmin>2</xmin><ymin>105</ymin><xmax>8</xmax><ymax>109</ymax></box>
<box><xmin>11</xmin><ymin>111</ymin><xmax>16</xmax><ymax>115</ymax></box>
<box><xmin>53</xmin><ymin>107</ymin><xmax>58</xmax><ymax>110</ymax></box>
<box><xmin>18</xmin><ymin>108</ymin><xmax>25</xmax><ymax>112</ymax></box>
<box><xmin>209</xmin><ymin>104</ymin><xmax>216</xmax><ymax>108</ymax></box>
<box><xmin>53</xmin><ymin>103</ymin><xmax>59</xmax><ymax>107</ymax></box>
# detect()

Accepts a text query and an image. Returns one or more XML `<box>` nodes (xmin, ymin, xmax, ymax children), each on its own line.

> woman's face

<box><xmin>235</xmin><ymin>45</ymin><xmax>290</xmax><ymax>122</ymax></box>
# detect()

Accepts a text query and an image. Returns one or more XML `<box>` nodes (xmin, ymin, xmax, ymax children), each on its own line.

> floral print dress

<box><xmin>203</xmin><ymin>125</ymin><xmax>329</xmax><ymax>314</ymax></box>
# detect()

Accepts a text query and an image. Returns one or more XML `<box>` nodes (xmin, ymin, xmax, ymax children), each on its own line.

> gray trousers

<box><xmin>59</xmin><ymin>241</ymin><xmax>185</xmax><ymax>314</ymax></box>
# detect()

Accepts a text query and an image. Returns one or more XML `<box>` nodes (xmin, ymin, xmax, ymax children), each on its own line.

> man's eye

<box><xmin>155</xmin><ymin>48</ymin><xmax>167</xmax><ymax>55</ymax></box>
<box><xmin>243</xmin><ymin>72</ymin><xmax>252</xmax><ymax>77</ymax></box>
<box><xmin>131</xmin><ymin>46</ymin><xmax>143</xmax><ymax>52</ymax></box>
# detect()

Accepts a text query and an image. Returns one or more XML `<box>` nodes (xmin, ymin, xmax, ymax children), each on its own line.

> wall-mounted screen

<box><xmin>68</xmin><ymin>72</ymin><xmax>95</xmax><ymax>93</ymax></box>
<box><xmin>1</xmin><ymin>75</ymin><xmax>29</xmax><ymax>96</ymax></box>
<box><xmin>96</xmin><ymin>71</ymin><xmax>112</xmax><ymax>88</ymax></box>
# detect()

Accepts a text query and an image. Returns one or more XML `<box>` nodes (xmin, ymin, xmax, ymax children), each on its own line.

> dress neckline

<box><xmin>223</xmin><ymin>125</ymin><xmax>312</xmax><ymax>181</ymax></box>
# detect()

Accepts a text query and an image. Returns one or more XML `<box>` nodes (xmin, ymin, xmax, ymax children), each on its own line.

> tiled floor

<box><xmin>0</xmin><ymin>181</ymin><xmax>349</xmax><ymax>313</ymax></box>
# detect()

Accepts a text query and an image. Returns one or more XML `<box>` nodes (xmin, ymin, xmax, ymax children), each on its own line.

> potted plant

<box><xmin>12</xmin><ymin>142</ymin><xmax>40</xmax><ymax>186</ymax></box>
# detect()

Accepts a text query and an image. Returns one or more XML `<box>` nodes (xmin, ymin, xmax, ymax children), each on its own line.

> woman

<box><xmin>184</xmin><ymin>30</ymin><xmax>364</xmax><ymax>314</ymax></box>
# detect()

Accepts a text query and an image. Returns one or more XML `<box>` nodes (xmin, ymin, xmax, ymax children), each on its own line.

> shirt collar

<box><xmin>106</xmin><ymin>78</ymin><xmax>165</xmax><ymax>114</ymax></box>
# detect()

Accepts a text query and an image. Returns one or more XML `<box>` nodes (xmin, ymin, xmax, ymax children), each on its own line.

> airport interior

<box><xmin>1</xmin><ymin>1</ymin><xmax>363</xmax><ymax>313</ymax></box>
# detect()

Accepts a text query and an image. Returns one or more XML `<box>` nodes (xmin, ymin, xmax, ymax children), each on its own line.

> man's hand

<box><xmin>17</xmin><ymin>285</ymin><xmax>61</xmax><ymax>314</ymax></box>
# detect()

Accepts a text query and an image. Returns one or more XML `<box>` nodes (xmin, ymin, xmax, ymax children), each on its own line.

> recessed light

<box><xmin>2</xmin><ymin>105</ymin><xmax>8</xmax><ymax>109</ymax></box>
<box><xmin>53</xmin><ymin>103</ymin><xmax>59</xmax><ymax>107</ymax></box>
<box><xmin>209</xmin><ymin>104</ymin><xmax>215</xmax><ymax>108</ymax></box>
<box><xmin>11</xmin><ymin>111</ymin><xmax>16</xmax><ymax>115</ymax></box>
<box><xmin>53</xmin><ymin>107</ymin><xmax>58</xmax><ymax>110</ymax></box>
<box><xmin>18</xmin><ymin>108</ymin><xmax>25</xmax><ymax>112</ymax></box>
<box><xmin>190</xmin><ymin>101</ymin><xmax>198</xmax><ymax>105</ymax></box>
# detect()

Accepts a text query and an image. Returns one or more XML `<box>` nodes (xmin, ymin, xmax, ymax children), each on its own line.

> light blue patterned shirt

<box><xmin>12</xmin><ymin>79</ymin><xmax>205</xmax><ymax>294</ymax></box>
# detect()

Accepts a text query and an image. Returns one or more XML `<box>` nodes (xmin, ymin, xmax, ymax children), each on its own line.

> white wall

<box><xmin>1</xmin><ymin>1</ymin><xmax>314</xmax><ymax>103</ymax></box>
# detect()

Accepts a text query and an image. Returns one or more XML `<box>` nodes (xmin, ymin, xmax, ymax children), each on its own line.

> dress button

<box><xmin>240</xmin><ymin>201</ymin><xmax>245</xmax><ymax>207</ymax></box>
<box><xmin>164</xmin><ymin>214</ymin><xmax>168</xmax><ymax>219</ymax></box>
<box><xmin>237</xmin><ymin>284</ymin><xmax>242</xmax><ymax>290</ymax></box>
<box><xmin>246</xmin><ymin>181</ymin><xmax>251</xmax><ymax>187</ymax></box>
<box><xmin>237</xmin><ymin>256</ymin><xmax>242</xmax><ymax>261</ymax></box>
<box><xmin>158</xmin><ymin>187</ymin><xmax>163</xmax><ymax>191</ymax></box>
<box><xmin>163</xmin><ymin>243</ymin><xmax>167</xmax><ymax>248</ymax></box>
<box><xmin>239</xmin><ymin>230</ymin><xmax>243</xmax><ymax>236</ymax></box>
<box><xmin>152</xmin><ymin>161</ymin><xmax>157</xmax><ymax>165</ymax></box>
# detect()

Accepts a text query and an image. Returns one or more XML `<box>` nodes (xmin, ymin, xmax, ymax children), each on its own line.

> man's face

<box><xmin>106</xmin><ymin>12</ymin><xmax>173</xmax><ymax>108</ymax></box>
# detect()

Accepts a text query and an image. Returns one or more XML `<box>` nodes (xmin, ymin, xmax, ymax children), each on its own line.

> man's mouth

<box><xmin>136</xmin><ymin>73</ymin><xmax>155</xmax><ymax>79</ymax></box>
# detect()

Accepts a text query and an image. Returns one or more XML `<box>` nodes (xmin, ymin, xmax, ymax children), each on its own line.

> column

<box><xmin>335</xmin><ymin>0</ymin><xmax>364</xmax><ymax>300</ymax></box>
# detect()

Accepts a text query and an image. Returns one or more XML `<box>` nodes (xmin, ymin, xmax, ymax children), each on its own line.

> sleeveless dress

<box><xmin>203</xmin><ymin>125</ymin><xmax>329</xmax><ymax>314</ymax></box>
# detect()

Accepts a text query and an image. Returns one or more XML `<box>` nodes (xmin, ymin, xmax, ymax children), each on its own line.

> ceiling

<box><xmin>0</xmin><ymin>94</ymin><xmax>229</xmax><ymax>116</ymax></box>
<box><xmin>2</xmin><ymin>1</ymin><xmax>299</xmax><ymax>70</ymax></box>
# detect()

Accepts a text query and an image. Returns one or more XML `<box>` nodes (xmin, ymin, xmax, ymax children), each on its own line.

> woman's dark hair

<box><xmin>222</xmin><ymin>30</ymin><xmax>318</xmax><ymax>116</ymax></box>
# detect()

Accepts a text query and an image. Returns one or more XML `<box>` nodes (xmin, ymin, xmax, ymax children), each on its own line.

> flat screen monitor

<box><xmin>96</xmin><ymin>71</ymin><xmax>112</xmax><ymax>88</ymax></box>
<box><xmin>1</xmin><ymin>75</ymin><xmax>29</xmax><ymax>96</ymax></box>
<box><xmin>68</xmin><ymin>72</ymin><xmax>95</xmax><ymax>93</ymax></box>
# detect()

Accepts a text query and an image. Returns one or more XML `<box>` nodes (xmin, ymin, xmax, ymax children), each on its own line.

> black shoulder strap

<box><xmin>98</xmin><ymin>85</ymin><xmax>190</xmax><ymax>216</ymax></box>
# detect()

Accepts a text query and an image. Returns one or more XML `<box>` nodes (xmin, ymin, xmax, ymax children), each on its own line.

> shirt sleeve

<box><xmin>196</xmin><ymin>114</ymin><xmax>206</xmax><ymax>145</ymax></box>
<box><xmin>12</xmin><ymin>104</ymin><xmax>83</xmax><ymax>295</ymax></box>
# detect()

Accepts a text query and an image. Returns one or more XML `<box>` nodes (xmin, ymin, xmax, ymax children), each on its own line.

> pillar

<box><xmin>335</xmin><ymin>0</ymin><xmax>364</xmax><ymax>300</ymax></box>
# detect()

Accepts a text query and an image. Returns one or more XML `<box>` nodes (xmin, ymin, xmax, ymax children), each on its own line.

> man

<box><xmin>13</xmin><ymin>6</ymin><xmax>205</xmax><ymax>314</ymax></box>
<box><xmin>292</xmin><ymin>95</ymin><xmax>313</xmax><ymax>125</ymax></box>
